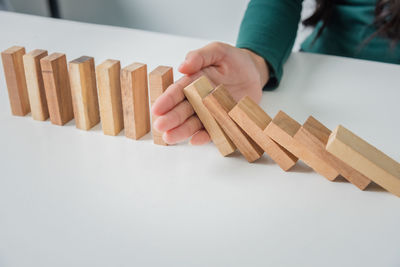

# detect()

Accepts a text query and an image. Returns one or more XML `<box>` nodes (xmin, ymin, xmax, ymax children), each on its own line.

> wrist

<box><xmin>241</xmin><ymin>48</ymin><xmax>270</xmax><ymax>88</ymax></box>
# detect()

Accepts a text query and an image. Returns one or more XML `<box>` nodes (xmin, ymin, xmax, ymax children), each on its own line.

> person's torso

<box><xmin>301</xmin><ymin>0</ymin><xmax>400</xmax><ymax>64</ymax></box>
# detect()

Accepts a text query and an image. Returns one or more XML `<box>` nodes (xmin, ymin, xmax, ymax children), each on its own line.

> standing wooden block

<box><xmin>96</xmin><ymin>59</ymin><xmax>124</xmax><ymax>136</ymax></box>
<box><xmin>69</xmin><ymin>56</ymin><xmax>100</xmax><ymax>130</ymax></box>
<box><xmin>183</xmin><ymin>76</ymin><xmax>236</xmax><ymax>156</ymax></box>
<box><xmin>23</xmin><ymin>49</ymin><xmax>49</xmax><ymax>121</ymax></box>
<box><xmin>40</xmin><ymin>53</ymin><xmax>74</xmax><ymax>126</ymax></box>
<box><xmin>149</xmin><ymin>66</ymin><xmax>173</xmax><ymax>145</ymax></box>
<box><xmin>120</xmin><ymin>63</ymin><xmax>150</xmax><ymax>140</ymax></box>
<box><xmin>294</xmin><ymin>116</ymin><xmax>371</xmax><ymax>190</ymax></box>
<box><xmin>327</xmin><ymin>125</ymin><xmax>400</xmax><ymax>197</ymax></box>
<box><xmin>229</xmin><ymin>96</ymin><xmax>298</xmax><ymax>170</ymax></box>
<box><xmin>203</xmin><ymin>85</ymin><xmax>263</xmax><ymax>163</ymax></box>
<box><xmin>1</xmin><ymin>46</ymin><xmax>30</xmax><ymax>116</ymax></box>
<box><xmin>264</xmin><ymin>111</ymin><xmax>339</xmax><ymax>180</ymax></box>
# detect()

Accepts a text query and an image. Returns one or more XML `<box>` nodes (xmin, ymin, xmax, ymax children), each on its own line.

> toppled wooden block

<box><xmin>96</xmin><ymin>59</ymin><xmax>124</xmax><ymax>136</ymax></box>
<box><xmin>69</xmin><ymin>56</ymin><xmax>100</xmax><ymax>130</ymax></box>
<box><xmin>229</xmin><ymin>96</ymin><xmax>297</xmax><ymax>170</ymax></box>
<box><xmin>149</xmin><ymin>66</ymin><xmax>173</xmax><ymax>145</ymax></box>
<box><xmin>294</xmin><ymin>116</ymin><xmax>371</xmax><ymax>190</ymax></box>
<box><xmin>203</xmin><ymin>85</ymin><xmax>263</xmax><ymax>163</ymax></box>
<box><xmin>327</xmin><ymin>125</ymin><xmax>400</xmax><ymax>197</ymax></box>
<box><xmin>40</xmin><ymin>53</ymin><xmax>74</xmax><ymax>126</ymax></box>
<box><xmin>183</xmin><ymin>76</ymin><xmax>235</xmax><ymax>156</ymax></box>
<box><xmin>1</xmin><ymin>46</ymin><xmax>30</xmax><ymax>116</ymax></box>
<box><xmin>264</xmin><ymin>111</ymin><xmax>339</xmax><ymax>180</ymax></box>
<box><xmin>23</xmin><ymin>49</ymin><xmax>49</xmax><ymax>121</ymax></box>
<box><xmin>121</xmin><ymin>63</ymin><xmax>150</xmax><ymax>140</ymax></box>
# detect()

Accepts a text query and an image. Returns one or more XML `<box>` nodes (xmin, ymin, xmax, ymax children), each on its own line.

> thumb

<box><xmin>178</xmin><ymin>42</ymin><xmax>227</xmax><ymax>75</ymax></box>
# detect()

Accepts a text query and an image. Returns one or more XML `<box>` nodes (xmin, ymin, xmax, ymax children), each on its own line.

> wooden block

<box><xmin>120</xmin><ymin>63</ymin><xmax>150</xmax><ymax>140</ymax></box>
<box><xmin>183</xmin><ymin>76</ymin><xmax>236</xmax><ymax>156</ymax></box>
<box><xmin>23</xmin><ymin>49</ymin><xmax>49</xmax><ymax>121</ymax></box>
<box><xmin>96</xmin><ymin>59</ymin><xmax>124</xmax><ymax>136</ymax></box>
<box><xmin>264</xmin><ymin>111</ymin><xmax>339</xmax><ymax>180</ymax></box>
<box><xmin>69</xmin><ymin>56</ymin><xmax>100</xmax><ymax>130</ymax></box>
<box><xmin>229</xmin><ymin>96</ymin><xmax>298</xmax><ymax>170</ymax></box>
<box><xmin>294</xmin><ymin>116</ymin><xmax>371</xmax><ymax>190</ymax></box>
<box><xmin>203</xmin><ymin>85</ymin><xmax>263</xmax><ymax>163</ymax></box>
<box><xmin>40</xmin><ymin>53</ymin><xmax>74</xmax><ymax>126</ymax></box>
<box><xmin>327</xmin><ymin>125</ymin><xmax>400</xmax><ymax>197</ymax></box>
<box><xmin>1</xmin><ymin>46</ymin><xmax>30</xmax><ymax>116</ymax></box>
<box><xmin>149</xmin><ymin>66</ymin><xmax>173</xmax><ymax>145</ymax></box>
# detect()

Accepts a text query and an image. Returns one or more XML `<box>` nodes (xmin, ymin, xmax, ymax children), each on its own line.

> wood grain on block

<box><xmin>23</xmin><ymin>49</ymin><xmax>49</xmax><ymax>121</ymax></box>
<box><xmin>1</xmin><ymin>46</ymin><xmax>30</xmax><ymax>116</ymax></box>
<box><xmin>40</xmin><ymin>53</ymin><xmax>74</xmax><ymax>126</ymax></box>
<box><xmin>149</xmin><ymin>66</ymin><xmax>173</xmax><ymax>145</ymax></box>
<box><xmin>229</xmin><ymin>96</ymin><xmax>297</xmax><ymax>170</ymax></box>
<box><xmin>203</xmin><ymin>85</ymin><xmax>263</xmax><ymax>163</ymax></box>
<box><xmin>121</xmin><ymin>63</ymin><xmax>150</xmax><ymax>140</ymax></box>
<box><xmin>294</xmin><ymin>116</ymin><xmax>371</xmax><ymax>190</ymax></box>
<box><xmin>69</xmin><ymin>56</ymin><xmax>100</xmax><ymax>130</ymax></box>
<box><xmin>183</xmin><ymin>76</ymin><xmax>235</xmax><ymax>156</ymax></box>
<box><xmin>264</xmin><ymin>111</ymin><xmax>339</xmax><ymax>180</ymax></box>
<box><xmin>96</xmin><ymin>59</ymin><xmax>124</xmax><ymax>136</ymax></box>
<box><xmin>326</xmin><ymin>125</ymin><xmax>400</xmax><ymax>197</ymax></box>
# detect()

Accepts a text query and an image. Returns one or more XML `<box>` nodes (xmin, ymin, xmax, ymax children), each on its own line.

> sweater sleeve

<box><xmin>236</xmin><ymin>0</ymin><xmax>303</xmax><ymax>90</ymax></box>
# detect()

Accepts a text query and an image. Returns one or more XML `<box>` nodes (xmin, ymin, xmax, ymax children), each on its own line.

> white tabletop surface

<box><xmin>0</xmin><ymin>11</ymin><xmax>399</xmax><ymax>267</ymax></box>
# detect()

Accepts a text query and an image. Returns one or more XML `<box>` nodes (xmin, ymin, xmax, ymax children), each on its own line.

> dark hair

<box><xmin>303</xmin><ymin>0</ymin><xmax>400</xmax><ymax>45</ymax></box>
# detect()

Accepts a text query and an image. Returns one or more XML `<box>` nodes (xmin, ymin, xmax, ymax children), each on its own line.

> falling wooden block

<box><xmin>294</xmin><ymin>116</ymin><xmax>371</xmax><ymax>190</ymax></box>
<box><xmin>120</xmin><ymin>63</ymin><xmax>150</xmax><ymax>140</ymax></box>
<box><xmin>229</xmin><ymin>96</ymin><xmax>298</xmax><ymax>170</ymax></box>
<box><xmin>40</xmin><ymin>53</ymin><xmax>74</xmax><ymax>126</ymax></box>
<box><xmin>69</xmin><ymin>56</ymin><xmax>100</xmax><ymax>130</ymax></box>
<box><xmin>327</xmin><ymin>125</ymin><xmax>400</xmax><ymax>197</ymax></box>
<box><xmin>22</xmin><ymin>49</ymin><xmax>49</xmax><ymax>121</ymax></box>
<box><xmin>149</xmin><ymin>66</ymin><xmax>173</xmax><ymax>145</ymax></box>
<box><xmin>203</xmin><ymin>85</ymin><xmax>263</xmax><ymax>163</ymax></box>
<box><xmin>1</xmin><ymin>46</ymin><xmax>30</xmax><ymax>116</ymax></box>
<box><xmin>264</xmin><ymin>111</ymin><xmax>339</xmax><ymax>180</ymax></box>
<box><xmin>183</xmin><ymin>76</ymin><xmax>235</xmax><ymax>156</ymax></box>
<box><xmin>96</xmin><ymin>59</ymin><xmax>124</xmax><ymax>136</ymax></box>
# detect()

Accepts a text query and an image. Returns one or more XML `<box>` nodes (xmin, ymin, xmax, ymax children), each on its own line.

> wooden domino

<box><xmin>96</xmin><ymin>59</ymin><xmax>124</xmax><ymax>136</ymax></box>
<box><xmin>22</xmin><ymin>49</ymin><xmax>49</xmax><ymax>121</ymax></box>
<box><xmin>120</xmin><ymin>63</ymin><xmax>150</xmax><ymax>140</ymax></box>
<box><xmin>264</xmin><ymin>111</ymin><xmax>339</xmax><ymax>180</ymax></box>
<box><xmin>229</xmin><ymin>96</ymin><xmax>298</xmax><ymax>170</ymax></box>
<box><xmin>149</xmin><ymin>66</ymin><xmax>173</xmax><ymax>145</ymax></box>
<box><xmin>69</xmin><ymin>56</ymin><xmax>100</xmax><ymax>130</ymax></box>
<box><xmin>183</xmin><ymin>76</ymin><xmax>236</xmax><ymax>156</ymax></box>
<box><xmin>1</xmin><ymin>46</ymin><xmax>30</xmax><ymax>116</ymax></box>
<box><xmin>294</xmin><ymin>116</ymin><xmax>371</xmax><ymax>190</ymax></box>
<box><xmin>203</xmin><ymin>85</ymin><xmax>263</xmax><ymax>163</ymax></box>
<box><xmin>327</xmin><ymin>125</ymin><xmax>400</xmax><ymax>197</ymax></box>
<box><xmin>40</xmin><ymin>53</ymin><xmax>74</xmax><ymax>126</ymax></box>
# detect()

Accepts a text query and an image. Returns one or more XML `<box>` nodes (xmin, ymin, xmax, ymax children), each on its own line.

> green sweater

<box><xmin>236</xmin><ymin>0</ymin><xmax>400</xmax><ymax>89</ymax></box>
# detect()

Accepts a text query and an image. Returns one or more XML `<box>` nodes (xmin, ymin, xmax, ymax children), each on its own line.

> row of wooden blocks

<box><xmin>2</xmin><ymin>46</ymin><xmax>399</xmax><ymax>197</ymax></box>
<box><xmin>1</xmin><ymin>45</ymin><xmax>174</xmax><ymax>145</ymax></box>
<box><xmin>183</xmin><ymin>77</ymin><xmax>400</xmax><ymax>197</ymax></box>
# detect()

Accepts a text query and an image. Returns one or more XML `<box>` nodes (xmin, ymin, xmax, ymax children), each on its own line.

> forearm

<box><xmin>236</xmin><ymin>0</ymin><xmax>303</xmax><ymax>89</ymax></box>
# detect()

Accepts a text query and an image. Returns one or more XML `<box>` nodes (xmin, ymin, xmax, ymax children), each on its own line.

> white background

<box><xmin>6</xmin><ymin>0</ymin><xmax>315</xmax><ymax>48</ymax></box>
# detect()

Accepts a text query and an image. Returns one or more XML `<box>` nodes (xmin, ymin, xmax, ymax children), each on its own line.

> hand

<box><xmin>151</xmin><ymin>42</ymin><xmax>270</xmax><ymax>145</ymax></box>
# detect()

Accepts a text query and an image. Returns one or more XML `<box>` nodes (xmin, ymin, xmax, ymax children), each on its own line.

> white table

<box><xmin>0</xmin><ymin>11</ymin><xmax>399</xmax><ymax>267</ymax></box>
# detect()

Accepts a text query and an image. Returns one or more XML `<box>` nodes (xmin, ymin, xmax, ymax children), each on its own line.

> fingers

<box><xmin>178</xmin><ymin>42</ymin><xmax>228</xmax><ymax>75</ymax></box>
<box><xmin>190</xmin><ymin>130</ymin><xmax>211</xmax><ymax>145</ymax></box>
<box><xmin>151</xmin><ymin>75</ymin><xmax>193</xmax><ymax>116</ymax></box>
<box><xmin>163</xmin><ymin>115</ymin><xmax>203</xmax><ymax>144</ymax></box>
<box><xmin>153</xmin><ymin>100</ymin><xmax>194</xmax><ymax>132</ymax></box>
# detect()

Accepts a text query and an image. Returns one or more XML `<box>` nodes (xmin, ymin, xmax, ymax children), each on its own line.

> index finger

<box><xmin>151</xmin><ymin>75</ymin><xmax>188</xmax><ymax>116</ymax></box>
<box><xmin>151</xmin><ymin>72</ymin><xmax>203</xmax><ymax>116</ymax></box>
